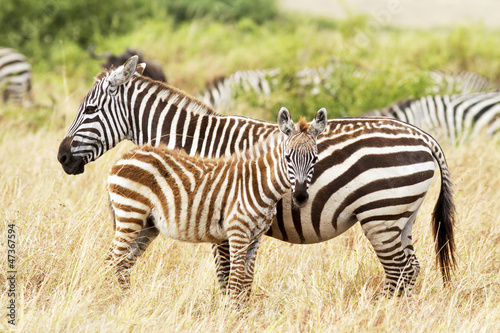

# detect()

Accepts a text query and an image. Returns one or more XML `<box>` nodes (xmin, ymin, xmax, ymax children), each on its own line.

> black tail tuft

<box><xmin>432</xmin><ymin>177</ymin><xmax>456</xmax><ymax>284</ymax></box>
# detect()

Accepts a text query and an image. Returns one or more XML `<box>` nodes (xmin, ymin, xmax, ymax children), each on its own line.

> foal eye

<box><xmin>285</xmin><ymin>154</ymin><xmax>291</xmax><ymax>163</ymax></box>
<box><xmin>85</xmin><ymin>105</ymin><xmax>98</xmax><ymax>114</ymax></box>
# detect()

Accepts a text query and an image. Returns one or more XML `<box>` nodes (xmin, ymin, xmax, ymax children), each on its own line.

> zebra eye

<box><xmin>285</xmin><ymin>154</ymin><xmax>291</xmax><ymax>163</ymax></box>
<box><xmin>85</xmin><ymin>105</ymin><xmax>98</xmax><ymax>114</ymax></box>
<box><xmin>312</xmin><ymin>155</ymin><xmax>318</xmax><ymax>163</ymax></box>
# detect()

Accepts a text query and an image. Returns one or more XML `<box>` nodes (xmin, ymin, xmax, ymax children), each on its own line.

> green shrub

<box><xmin>165</xmin><ymin>0</ymin><xmax>277</xmax><ymax>24</ymax></box>
<box><xmin>0</xmin><ymin>0</ymin><xmax>277</xmax><ymax>58</ymax></box>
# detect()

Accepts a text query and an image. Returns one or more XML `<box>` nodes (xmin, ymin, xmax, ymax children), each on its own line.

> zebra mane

<box><xmin>94</xmin><ymin>68</ymin><xmax>220</xmax><ymax>117</ymax></box>
<box><xmin>297</xmin><ymin>117</ymin><xmax>309</xmax><ymax>132</ymax></box>
<box><xmin>231</xmin><ymin>118</ymin><xmax>309</xmax><ymax>161</ymax></box>
<box><xmin>140</xmin><ymin>131</ymin><xmax>284</xmax><ymax>165</ymax></box>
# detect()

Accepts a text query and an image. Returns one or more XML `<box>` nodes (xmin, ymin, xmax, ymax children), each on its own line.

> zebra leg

<box><xmin>398</xmin><ymin>211</ymin><xmax>420</xmax><ymax>296</ymax></box>
<box><xmin>361</xmin><ymin>211</ymin><xmax>421</xmax><ymax>298</ymax></box>
<box><xmin>227</xmin><ymin>234</ymin><xmax>252</xmax><ymax>303</ymax></box>
<box><xmin>214</xmin><ymin>237</ymin><xmax>263</xmax><ymax>297</ymax></box>
<box><xmin>106</xmin><ymin>217</ymin><xmax>152</xmax><ymax>289</ymax></box>
<box><xmin>241</xmin><ymin>238</ymin><xmax>262</xmax><ymax>295</ymax></box>
<box><xmin>211</xmin><ymin>242</ymin><xmax>231</xmax><ymax>294</ymax></box>
<box><xmin>126</xmin><ymin>218</ymin><xmax>160</xmax><ymax>264</ymax></box>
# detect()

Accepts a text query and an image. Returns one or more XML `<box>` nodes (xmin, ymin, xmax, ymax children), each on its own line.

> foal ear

<box><xmin>278</xmin><ymin>107</ymin><xmax>295</xmax><ymax>136</ymax></box>
<box><xmin>310</xmin><ymin>107</ymin><xmax>327</xmax><ymax>137</ymax></box>
<box><xmin>108</xmin><ymin>55</ymin><xmax>139</xmax><ymax>87</ymax></box>
<box><xmin>135</xmin><ymin>62</ymin><xmax>147</xmax><ymax>76</ymax></box>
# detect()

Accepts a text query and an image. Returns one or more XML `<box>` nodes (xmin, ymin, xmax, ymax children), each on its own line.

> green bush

<box><xmin>0</xmin><ymin>0</ymin><xmax>277</xmax><ymax>58</ymax></box>
<box><xmin>165</xmin><ymin>0</ymin><xmax>277</xmax><ymax>24</ymax></box>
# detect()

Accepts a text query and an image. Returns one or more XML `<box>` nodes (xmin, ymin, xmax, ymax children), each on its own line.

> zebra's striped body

<box><xmin>197</xmin><ymin>61</ymin><xmax>366</xmax><ymax>112</ymax></box>
<box><xmin>366</xmin><ymin>92</ymin><xmax>500</xmax><ymax>142</ymax></box>
<box><xmin>0</xmin><ymin>48</ymin><xmax>32</xmax><ymax>105</ymax></box>
<box><xmin>430</xmin><ymin>70</ymin><xmax>498</xmax><ymax>95</ymax></box>
<box><xmin>107</xmin><ymin>108</ymin><xmax>326</xmax><ymax>302</ymax></box>
<box><xmin>58</xmin><ymin>56</ymin><xmax>456</xmax><ymax>297</ymax></box>
<box><xmin>199</xmin><ymin>68</ymin><xmax>281</xmax><ymax>111</ymax></box>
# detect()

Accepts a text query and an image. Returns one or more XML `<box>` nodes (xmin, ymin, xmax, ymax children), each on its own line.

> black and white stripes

<box><xmin>367</xmin><ymin>92</ymin><xmax>500</xmax><ymax>142</ymax></box>
<box><xmin>0</xmin><ymin>48</ymin><xmax>32</xmax><ymax>105</ymax></box>
<box><xmin>106</xmin><ymin>108</ymin><xmax>326</xmax><ymax>302</ymax></box>
<box><xmin>59</xmin><ymin>55</ymin><xmax>456</xmax><ymax>297</ymax></box>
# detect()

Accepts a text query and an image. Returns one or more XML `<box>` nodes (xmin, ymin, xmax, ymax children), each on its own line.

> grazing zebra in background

<box><xmin>198</xmin><ymin>60</ymin><xmax>366</xmax><ymax>111</ymax></box>
<box><xmin>198</xmin><ymin>62</ymin><xmax>497</xmax><ymax>113</ymax></box>
<box><xmin>107</xmin><ymin>107</ymin><xmax>326</xmax><ymax>303</ymax></box>
<box><xmin>198</xmin><ymin>68</ymin><xmax>281</xmax><ymax>111</ymax></box>
<box><xmin>0</xmin><ymin>47</ymin><xmax>32</xmax><ymax>105</ymax></box>
<box><xmin>366</xmin><ymin>92</ymin><xmax>500</xmax><ymax>142</ymax></box>
<box><xmin>430</xmin><ymin>70</ymin><xmax>498</xmax><ymax>94</ymax></box>
<box><xmin>88</xmin><ymin>45</ymin><xmax>167</xmax><ymax>82</ymax></box>
<box><xmin>58</xmin><ymin>55</ymin><xmax>456</xmax><ymax>297</ymax></box>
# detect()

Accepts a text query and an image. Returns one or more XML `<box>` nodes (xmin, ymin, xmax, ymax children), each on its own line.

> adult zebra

<box><xmin>107</xmin><ymin>108</ymin><xmax>326</xmax><ymax>303</ymax></box>
<box><xmin>58</xmin><ymin>56</ymin><xmax>456</xmax><ymax>297</ymax></box>
<box><xmin>198</xmin><ymin>68</ymin><xmax>281</xmax><ymax>111</ymax></box>
<box><xmin>0</xmin><ymin>47</ymin><xmax>33</xmax><ymax>105</ymax></box>
<box><xmin>430</xmin><ymin>70</ymin><xmax>498</xmax><ymax>95</ymax></box>
<box><xmin>198</xmin><ymin>60</ymin><xmax>365</xmax><ymax>111</ymax></box>
<box><xmin>366</xmin><ymin>92</ymin><xmax>500</xmax><ymax>142</ymax></box>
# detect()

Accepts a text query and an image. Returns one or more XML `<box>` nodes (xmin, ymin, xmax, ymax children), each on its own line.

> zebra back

<box><xmin>367</xmin><ymin>92</ymin><xmax>500</xmax><ymax>142</ymax></box>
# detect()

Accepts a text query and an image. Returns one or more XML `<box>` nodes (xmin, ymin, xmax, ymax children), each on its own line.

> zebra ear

<box><xmin>278</xmin><ymin>107</ymin><xmax>295</xmax><ymax>136</ymax></box>
<box><xmin>136</xmin><ymin>62</ymin><xmax>147</xmax><ymax>76</ymax></box>
<box><xmin>108</xmin><ymin>55</ymin><xmax>139</xmax><ymax>87</ymax></box>
<box><xmin>310</xmin><ymin>107</ymin><xmax>327</xmax><ymax>137</ymax></box>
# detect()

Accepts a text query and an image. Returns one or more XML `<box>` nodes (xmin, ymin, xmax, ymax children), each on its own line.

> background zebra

<box><xmin>430</xmin><ymin>70</ymin><xmax>499</xmax><ymax>94</ymax></box>
<box><xmin>89</xmin><ymin>45</ymin><xmax>167</xmax><ymax>83</ymax></box>
<box><xmin>197</xmin><ymin>60</ymin><xmax>365</xmax><ymax>112</ymax></box>
<box><xmin>366</xmin><ymin>92</ymin><xmax>500</xmax><ymax>142</ymax></box>
<box><xmin>197</xmin><ymin>60</ymin><xmax>497</xmax><ymax>114</ymax></box>
<box><xmin>107</xmin><ymin>107</ymin><xmax>326</xmax><ymax>302</ymax></box>
<box><xmin>198</xmin><ymin>68</ymin><xmax>281</xmax><ymax>111</ymax></box>
<box><xmin>58</xmin><ymin>55</ymin><xmax>456</xmax><ymax>297</ymax></box>
<box><xmin>0</xmin><ymin>47</ymin><xmax>33</xmax><ymax>106</ymax></box>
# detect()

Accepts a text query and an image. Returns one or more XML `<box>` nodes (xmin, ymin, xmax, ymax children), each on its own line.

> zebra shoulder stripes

<box><xmin>0</xmin><ymin>48</ymin><xmax>33</xmax><ymax>106</ymax></box>
<box><xmin>107</xmin><ymin>107</ymin><xmax>327</xmax><ymax>302</ymax></box>
<box><xmin>58</xmin><ymin>55</ymin><xmax>456</xmax><ymax>297</ymax></box>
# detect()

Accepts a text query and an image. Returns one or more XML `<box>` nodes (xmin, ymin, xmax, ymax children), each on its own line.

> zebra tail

<box><xmin>431</xmin><ymin>153</ymin><xmax>457</xmax><ymax>285</ymax></box>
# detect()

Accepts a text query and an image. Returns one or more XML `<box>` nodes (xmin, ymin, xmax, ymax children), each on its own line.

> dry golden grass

<box><xmin>1</xmin><ymin>108</ymin><xmax>499</xmax><ymax>332</ymax></box>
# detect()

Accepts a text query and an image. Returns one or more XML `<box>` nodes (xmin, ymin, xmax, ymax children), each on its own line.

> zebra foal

<box><xmin>106</xmin><ymin>107</ymin><xmax>327</xmax><ymax>302</ymax></box>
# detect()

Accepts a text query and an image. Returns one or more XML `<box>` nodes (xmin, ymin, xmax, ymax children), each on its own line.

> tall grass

<box><xmin>0</xmin><ymin>114</ymin><xmax>499</xmax><ymax>332</ymax></box>
<box><xmin>1</xmin><ymin>11</ymin><xmax>500</xmax><ymax>332</ymax></box>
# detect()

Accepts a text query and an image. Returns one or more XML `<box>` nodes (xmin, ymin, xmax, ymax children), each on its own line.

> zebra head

<box><xmin>57</xmin><ymin>55</ymin><xmax>145</xmax><ymax>175</ymax></box>
<box><xmin>278</xmin><ymin>107</ymin><xmax>327</xmax><ymax>208</ymax></box>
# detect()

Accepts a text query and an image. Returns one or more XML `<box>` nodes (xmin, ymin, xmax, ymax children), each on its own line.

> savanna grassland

<box><xmin>1</xmin><ymin>1</ymin><xmax>500</xmax><ymax>331</ymax></box>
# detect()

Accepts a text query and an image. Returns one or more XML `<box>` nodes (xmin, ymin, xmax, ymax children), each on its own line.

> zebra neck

<box><xmin>248</xmin><ymin>144</ymin><xmax>291</xmax><ymax>201</ymax></box>
<box><xmin>128</xmin><ymin>79</ymin><xmax>278</xmax><ymax>158</ymax></box>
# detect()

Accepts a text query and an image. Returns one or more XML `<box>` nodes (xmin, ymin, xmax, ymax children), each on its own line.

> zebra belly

<box><xmin>150</xmin><ymin>195</ymin><xmax>228</xmax><ymax>244</ymax></box>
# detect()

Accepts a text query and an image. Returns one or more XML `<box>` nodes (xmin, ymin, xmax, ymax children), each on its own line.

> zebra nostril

<box><xmin>292</xmin><ymin>181</ymin><xmax>309</xmax><ymax>207</ymax></box>
<box><xmin>58</xmin><ymin>152</ymin><xmax>69</xmax><ymax>165</ymax></box>
<box><xmin>293</xmin><ymin>191</ymin><xmax>309</xmax><ymax>205</ymax></box>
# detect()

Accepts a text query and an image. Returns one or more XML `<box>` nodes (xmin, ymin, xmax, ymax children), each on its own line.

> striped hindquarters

<box><xmin>0</xmin><ymin>48</ymin><xmax>32</xmax><ymax>105</ymax></box>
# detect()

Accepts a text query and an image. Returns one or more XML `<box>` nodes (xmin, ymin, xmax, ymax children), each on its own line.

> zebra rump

<box><xmin>0</xmin><ymin>47</ymin><xmax>32</xmax><ymax>105</ymax></box>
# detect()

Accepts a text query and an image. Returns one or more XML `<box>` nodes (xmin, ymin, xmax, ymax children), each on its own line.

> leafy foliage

<box><xmin>0</xmin><ymin>0</ymin><xmax>277</xmax><ymax>57</ymax></box>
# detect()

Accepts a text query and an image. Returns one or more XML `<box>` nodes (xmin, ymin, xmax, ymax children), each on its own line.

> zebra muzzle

<box><xmin>291</xmin><ymin>181</ymin><xmax>309</xmax><ymax>208</ymax></box>
<box><xmin>57</xmin><ymin>136</ymin><xmax>85</xmax><ymax>175</ymax></box>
